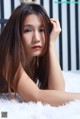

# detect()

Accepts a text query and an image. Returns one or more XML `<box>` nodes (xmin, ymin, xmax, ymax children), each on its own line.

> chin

<box><xmin>33</xmin><ymin>52</ymin><xmax>42</xmax><ymax>57</ymax></box>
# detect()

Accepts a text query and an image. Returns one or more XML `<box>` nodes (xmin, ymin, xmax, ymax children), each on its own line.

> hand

<box><xmin>50</xmin><ymin>19</ymin><xmax>61</xmax><ymax>45</ymax></box>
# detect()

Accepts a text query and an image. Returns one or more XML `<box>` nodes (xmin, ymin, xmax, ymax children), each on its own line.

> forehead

<box><xmin>23</xmin><ymin>14</ymin><xmax>44</xmax><ymax>26</ymax></box>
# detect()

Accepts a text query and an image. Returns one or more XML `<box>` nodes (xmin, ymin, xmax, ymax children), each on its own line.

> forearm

<box><xmin>48</xmin><ymin>43</ymin><xmax>65</xmax><ymax>91</ymax></box>
<box><xmin>16</xmin><ymin>65</ymin><xmax>80</xmax><ymax>107</ymax></box>
<box><xmin>38</xmin><ymin>89</ymin><xmax>80</xmax><ymax>106</ymax></box>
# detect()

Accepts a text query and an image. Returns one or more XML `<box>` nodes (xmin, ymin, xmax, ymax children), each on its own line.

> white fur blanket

<box><xmin>0</xmin><ymin>71</ymin><xmax>80</xmax><ymax>119</ymax></box>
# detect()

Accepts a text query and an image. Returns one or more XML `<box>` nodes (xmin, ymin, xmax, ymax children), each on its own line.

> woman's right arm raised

<box><xmin>16</xmin><ymin>67</ymin><xmax>80</xmax><ymax>106</ymax></box>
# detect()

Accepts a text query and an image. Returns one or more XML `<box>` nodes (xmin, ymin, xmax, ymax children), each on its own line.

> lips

<box><xmin>32</xmin><ymin>45</ymin><xmax>42</xmax><ymax>49</ymax></box>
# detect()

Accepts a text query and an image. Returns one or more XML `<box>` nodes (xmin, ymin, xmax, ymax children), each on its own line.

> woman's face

<box><xmin>22</xmin><ymin>14</ymin><xmax>45</xmax><ymax>61</ymax></box>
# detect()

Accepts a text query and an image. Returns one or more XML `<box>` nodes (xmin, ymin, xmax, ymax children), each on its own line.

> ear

<box><xmin>20</xmin><ymin>0</ymin><xmax>37</xmax><ymax>4</ymax></box>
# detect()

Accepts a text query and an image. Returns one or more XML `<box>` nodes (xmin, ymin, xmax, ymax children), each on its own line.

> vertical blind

<box><xmin>0</xmin><ymin>0</ymin><xmax>80</xmax><ymax>71</ymax></box>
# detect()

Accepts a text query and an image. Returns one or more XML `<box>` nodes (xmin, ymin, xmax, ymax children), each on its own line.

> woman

<box><xmin>0</xmin><ymin>3</ymin><xmax>80</xmax><ymax>106</ymax></box>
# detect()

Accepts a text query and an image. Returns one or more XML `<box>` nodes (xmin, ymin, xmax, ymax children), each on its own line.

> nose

<box><xmin>32</xmin><ymin>30</ymin><xmax>40</xmax><ymax>43</ymax></box>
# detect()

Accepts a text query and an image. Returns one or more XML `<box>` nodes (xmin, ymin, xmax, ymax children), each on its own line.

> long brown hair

<box><xmin>0</xmin><ymin>4</ymin><xmax>53</xmax><ymax>96</ymax></box>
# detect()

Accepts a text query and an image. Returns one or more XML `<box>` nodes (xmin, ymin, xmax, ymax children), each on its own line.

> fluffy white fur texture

<box><xmin>0</xmin><ymin>71</ymin><xmax>80</xmax><ymax>119</ymax></box>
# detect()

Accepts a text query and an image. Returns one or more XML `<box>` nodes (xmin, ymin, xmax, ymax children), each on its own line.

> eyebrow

<box><xmin>24</xmin><ymin>24</ymin><xmax>33</xmax><ymax>27</ymax></box>
<box><xmin>24</xmin><ymin>24</ymin><xmax>44</xmax><ymax>28</ymax></box>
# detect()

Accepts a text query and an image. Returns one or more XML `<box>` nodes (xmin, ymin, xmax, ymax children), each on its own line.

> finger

<box><xmin>50</xmin><ymin>20</ymin><xmax>61</xmax><ymax>32</ymax></box>
<box><xmin>50</xmin><ymin>20</ymin><xmax>57</xmax><ymax>29</ymax></box>
<box><xmin>50</xmin><ymin>19</ymin><xmax>61</xmax><ymax>28</ymax></box>
<box><xmin>51</xmin><ymin>20</ymin><xmax>61</xmax><ymax>30</ymax></box>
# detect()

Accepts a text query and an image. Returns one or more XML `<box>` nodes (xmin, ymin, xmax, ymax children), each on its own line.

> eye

<box><xmin>23</xmin><ymin>29</ymin><xmax>32</xmax><ymax>33</ymax></box>
<box><xmin>39</xmin><ymin>28</ymin><xmax>44</xmax><ymax>32</ymax></box>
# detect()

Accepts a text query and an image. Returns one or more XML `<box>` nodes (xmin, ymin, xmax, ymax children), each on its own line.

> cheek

<box><xmin>22</xmin><ymin>35</ymin><xmax>31</xmax><ymax>46</ymax></box>
<box><xmin>22</xmin><ymin>38</ymin><xmax>30</xmax><ymax>54</ymax></box>
<box><xmin>42</xmin><ymin>34</ymin><xmax>45</xmax><ymax>45</ymax></box>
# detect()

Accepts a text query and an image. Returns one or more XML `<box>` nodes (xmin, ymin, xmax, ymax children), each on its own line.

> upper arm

<box><xmin>16</xmin><ymin>67</ymin><xmax>39</xmax><ymax>102</ymax></box>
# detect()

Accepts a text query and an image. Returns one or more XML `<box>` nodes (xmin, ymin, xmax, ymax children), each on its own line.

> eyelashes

<box><xmin>23</xmin><ymin>28</ymin><xmax>44</xmax><ymax>33</ymax></box>
<box><xmin>39</xmin><ymin>28</ymin><xmax>44</xmax><ymax>32</ymax></box>
<box><xmin>23</xmin><ymin>29</ymin><xmax>31</xmax><ymax>33</ymax></box>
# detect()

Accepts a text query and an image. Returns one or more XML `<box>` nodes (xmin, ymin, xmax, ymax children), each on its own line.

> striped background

<box><xmin>0</xmin><ymin>0</ymin><xmax>80</xmax><ymax>71</ymax></box>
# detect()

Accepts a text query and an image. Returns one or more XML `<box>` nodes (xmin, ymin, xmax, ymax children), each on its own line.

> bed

<box><xmin>0</xmin><ymin>71</ymin><xmax>80</xmax><ymax>119</ymax></box>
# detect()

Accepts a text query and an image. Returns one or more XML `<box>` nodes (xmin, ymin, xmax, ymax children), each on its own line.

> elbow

<box><xmin>32</xmin><ymin>89</ymin><xmax>41</xmax><ymax>102</ymax></box>
<box><xmin>23</xmin><ymin>89</ymin><xmax>40</xmax><ymax>103</ymax></box>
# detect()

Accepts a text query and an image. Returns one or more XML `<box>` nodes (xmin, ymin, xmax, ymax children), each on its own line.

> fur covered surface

<box><xmin>0</xmin><ymin>71</ymin><xmax>80</xmax><ymax>119</ymax></box>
